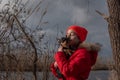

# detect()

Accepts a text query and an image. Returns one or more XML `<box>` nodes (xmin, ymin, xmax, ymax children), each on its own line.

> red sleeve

<box><xmin>50</xmin><ymin>62</ymin><xmax>64</xmax><ymax>79</ymax></box>
<box><xmin>54</xmin><ymin>50</ymin><xmax>91</xmax><ymax>77</ymax></box>
<box><xmin>89</xmin><ymin>51</ymin><xmax>98</xmax><ymax>66</ymax></box>
<box><xmin>50</xmin><ymin>63</ymin><xmax>58</xmax><ymax>77</ymax></box>
<box><xmin>54</xmin><ymin>51</ymin><xmax>69</xmax><ymax>77</ymax></box>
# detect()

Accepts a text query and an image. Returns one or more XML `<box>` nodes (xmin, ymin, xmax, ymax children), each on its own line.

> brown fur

<box><xmin>61</xmin><ymin>42</ymin><xmax>102</xmax><ymax>56</ymax></box>
<box><xmin>78</xmin><ymin>42</ymin><xmax>102</xmax><ymax>51</ymax></box>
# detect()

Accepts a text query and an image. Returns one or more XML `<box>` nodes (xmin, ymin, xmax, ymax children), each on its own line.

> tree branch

<box><xmin>13</xmin><ymin>15</ymin><xmax>37</xmax><ymax>80</ymax></box>
<box><xmin>96</xmin><ymin>10</ymin><xmax>109</xmax><ymax>21</ymax></box>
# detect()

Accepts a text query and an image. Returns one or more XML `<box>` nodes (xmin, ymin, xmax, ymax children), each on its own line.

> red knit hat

<box><xmin>66</xmin><ymin>25</ymin><xmax>88</xmax><ymax>42</ymax></box>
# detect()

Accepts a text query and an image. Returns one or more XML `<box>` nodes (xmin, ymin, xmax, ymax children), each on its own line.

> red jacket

<box><xmin>51</xmin><ymin>42</ymin><xmax>100</xmax><ymax>80</ymax></box>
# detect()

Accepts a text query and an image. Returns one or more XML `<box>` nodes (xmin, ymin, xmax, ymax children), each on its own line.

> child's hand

<box><xmin>58</xmin><ymin>46</ymin><xmax>63</xmax><ymax>52</ymax></box>
<box><xmin>54</xmin><ymin>61</ymin><xmax>58</xmax><ymax>68</ymax></box>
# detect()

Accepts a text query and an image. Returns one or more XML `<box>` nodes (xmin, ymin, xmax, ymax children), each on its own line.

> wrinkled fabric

<box><xmin>51</xmin><ymin>48</ymin><xmax>98</xmax><ymax>80</ymax></box>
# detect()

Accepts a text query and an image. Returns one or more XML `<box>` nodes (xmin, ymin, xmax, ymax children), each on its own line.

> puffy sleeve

<box><xmin>89</xmin><ymin>51</ymin><xmax>98</xmax><ymax>66</ymax></box>
<box><xmin>50</xmin><ymin>63</ymin><xmax>58</xmax><ymax>77</ymax></box>
<box><xmin>50</xmin><ymin>62</ymin><xmax>64</xmax><ymax>79</ymax></box>
<box><xmin>54</xmin><ymin>49</ymin><xmax>91</xmax><ymax>77</ymax></box>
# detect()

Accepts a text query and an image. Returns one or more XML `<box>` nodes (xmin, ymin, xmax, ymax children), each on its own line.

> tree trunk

<box><xmin>107</xmin><ymin>0</ymin><xmax>120</xmax><ymax>79</ymax></box>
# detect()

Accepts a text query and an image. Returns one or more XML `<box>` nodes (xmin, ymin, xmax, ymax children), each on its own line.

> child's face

<box><xmin>66</xmin><ymin>30</ymin><xmax>80</xmax><ymax>46</ymax></box>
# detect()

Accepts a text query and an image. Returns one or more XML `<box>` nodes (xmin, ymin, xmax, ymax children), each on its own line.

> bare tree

<box><xmin>0</xmin><ymin>0</ymin><xmax>48</xmax><ymax>80</ymax></box>
<box><xmin>96</xmin><ymin>0</ymin><xmax>120</xmax><ymax>80</ymax></box>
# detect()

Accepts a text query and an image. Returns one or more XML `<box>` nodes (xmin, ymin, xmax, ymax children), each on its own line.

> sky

<box><xmin>0</xmin><ymin>0</ymin><xmax>112</xmax><ymax>57</ymax></box>
<box><xmin>42</xmin><ymin>0</ymin><xmax>112</xmax><ymax>57</ymax></box>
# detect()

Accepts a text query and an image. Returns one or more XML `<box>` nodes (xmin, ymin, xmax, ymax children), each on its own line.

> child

<box><xmin>51</xmin><ymin>25</ymin><xmax>101</xmax><ymax>80</ymax></box>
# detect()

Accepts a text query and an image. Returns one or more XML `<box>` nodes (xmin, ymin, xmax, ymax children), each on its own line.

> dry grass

<box><xmin>0</xmin><ymin>52</ymin><xmax>55</xmax><ymax>80</ymax></box>
<box><xmin>0</xmin><ymin>53</ymin><xmax>117</xmax><ymax>80</ymax></box>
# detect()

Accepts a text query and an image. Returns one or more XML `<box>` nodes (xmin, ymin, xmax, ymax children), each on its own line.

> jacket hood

<box><xmin>78</xmin><ymin>42</ymin><xmax>102</xmax><ymax>51</ymax></box>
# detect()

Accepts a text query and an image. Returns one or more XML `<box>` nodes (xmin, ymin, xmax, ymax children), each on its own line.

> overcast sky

<box><xmin>42</xmin><ymin>0</ymin><xmax>112</xmax><ymax>57</ymax></box>
<box><xmin>1</xmin><ymin>0</ymin><xmax>112</xmax><ymax>57</ymax></box>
